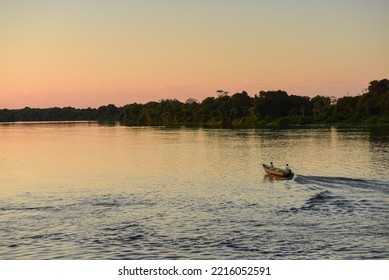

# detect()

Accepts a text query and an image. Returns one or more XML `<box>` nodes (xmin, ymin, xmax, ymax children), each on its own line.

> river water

<box><xmin>0</xmin><ymin>122</ymin><xmax>388</xmax><ymax>259</ymax></box>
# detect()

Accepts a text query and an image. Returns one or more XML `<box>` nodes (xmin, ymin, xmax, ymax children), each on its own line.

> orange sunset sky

<box><xmin>1</xmin><ymin>0</ymin><xmax>388</xmax><ymax>109</ymax></box>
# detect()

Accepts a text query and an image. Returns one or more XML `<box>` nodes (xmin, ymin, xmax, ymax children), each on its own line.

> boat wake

<box><xmin>278</xmin><ymin>188</ymin><xmax>357</xmax><ymax>214</ymax></box>
<box><xmin>278</xmin><ymin>175</ymin><xmax>389</xmax><ymax>214</ymax></box>
<box><xmin>295</xmin><ymin>175</ymin><xmax>389</xmax><ymax>193</ymax></box>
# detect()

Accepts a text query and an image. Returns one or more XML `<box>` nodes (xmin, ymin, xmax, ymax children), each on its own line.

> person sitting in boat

<box><xmin>270</xmin><ymin>162</ymin><xmax>275</xmax><ymax>170</ymax></box>
<box><xmin>285</xmin><ymin>164</ymin><xmax>291</xmax><ymax>174</ymax></box>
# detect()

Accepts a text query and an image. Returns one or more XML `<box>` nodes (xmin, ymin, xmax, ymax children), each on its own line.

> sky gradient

<box><xmin>1</xmin><ymin>0</ymin><xmax>388</xmax><ymax>109</ymax></box>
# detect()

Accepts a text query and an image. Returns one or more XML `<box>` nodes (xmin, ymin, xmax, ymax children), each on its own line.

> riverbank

<box><xmin>2</xmin><ymin>79</ymin><xmax>388</xmax><ymax>127</ymax></box>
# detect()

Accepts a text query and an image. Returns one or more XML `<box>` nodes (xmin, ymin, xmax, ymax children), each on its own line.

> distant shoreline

<box><xmin>1</xmin><ymin>79</ymin><xmax>388</xmax><ymax>127</ymax></box>
<box><xmin>1</xmin><ymin>120</ymin><xmax>388</xmax><ymax>129</ymax></box>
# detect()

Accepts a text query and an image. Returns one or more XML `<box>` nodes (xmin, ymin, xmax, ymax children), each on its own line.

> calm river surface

<box><xmin>0</xmin><ymin>122</ymin><xmax>388</xmax><ymax>259</ymax></box>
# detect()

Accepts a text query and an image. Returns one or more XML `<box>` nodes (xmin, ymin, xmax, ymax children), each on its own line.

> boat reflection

<box><xmin>263</xmin><ymin>174</ymin><xmax>294</xmax><ymax>181</ymax></box>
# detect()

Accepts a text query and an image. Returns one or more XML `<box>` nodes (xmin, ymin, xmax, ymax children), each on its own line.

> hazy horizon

<box><xmin>1</xmin><ymin>0</ymin><xmax>388</xmax><ymax>109</ymax></box>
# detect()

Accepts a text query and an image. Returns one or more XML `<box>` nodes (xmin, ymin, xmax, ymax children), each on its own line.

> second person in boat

<box><xmin>285</xmin><ymin>164</ymin><xmax>291</xmax><ymax>175</ymax></box>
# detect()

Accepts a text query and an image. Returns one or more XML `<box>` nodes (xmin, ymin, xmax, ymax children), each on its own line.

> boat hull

<box><xmin>262</xmin><ymin>164</ymin><xmax>294</xmax><ymax>179</ymax></box>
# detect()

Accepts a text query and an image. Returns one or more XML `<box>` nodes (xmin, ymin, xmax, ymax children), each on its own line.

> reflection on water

<box><xmin>263</xmin><ymin>174</ymin><xmax>294</xmax><ymax>182</ymax></box>
<box><xmin>0</xmin><ymin>122</ymin><xmax>388</xmax><ymax>259</ymax></box>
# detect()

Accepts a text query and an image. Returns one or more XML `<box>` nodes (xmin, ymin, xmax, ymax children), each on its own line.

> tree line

<box><xmin>120</xmin><ymin>79</ymin><xmax>389</xmax><ymax>127</ymax></box>
<box><xmin>0</xmin><ymin>105</ymin><xmax>119</xmax><ymax>122</ymax></box>
<box><xmin>1</xmin><ymin>79</ymin><xmax>388</xmax><ymax>127</ymax></box>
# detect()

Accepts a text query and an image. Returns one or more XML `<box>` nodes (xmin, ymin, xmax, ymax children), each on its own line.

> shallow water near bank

<box><xmin>0</xmin><ymin>122</ymin><xmax>388</xmax><ymax>259</ymax></box>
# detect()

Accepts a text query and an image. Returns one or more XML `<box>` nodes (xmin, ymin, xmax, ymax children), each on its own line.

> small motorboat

<box><xmin>262</xmin><ymin>164</ymin><xmax>294</xmax><ymax>179</ymax></box>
